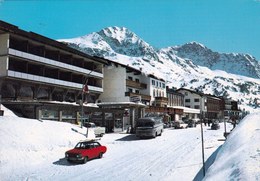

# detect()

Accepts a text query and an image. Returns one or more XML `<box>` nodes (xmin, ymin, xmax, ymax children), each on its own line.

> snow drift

<box><xmin>204</xmin><ymin>112</ymin><xmax>260</xmax><ymax>180</ymax></box>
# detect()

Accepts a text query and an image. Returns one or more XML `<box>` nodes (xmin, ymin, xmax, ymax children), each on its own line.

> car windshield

<box><xmin>136</xmin><ymin>121</ymin><xmax>154</xmax><ymax>127</ymax></box>
<box><xmin>75</xmin><ymin>142</ymin><xmax>91</xmax><ymax>149</ymax></box>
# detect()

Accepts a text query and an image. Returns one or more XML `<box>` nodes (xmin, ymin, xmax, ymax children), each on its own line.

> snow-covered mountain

<box><xmin>172</xmin><ymin>42</ymin><xmax>260</xmax><ymax>79</ymax></box>
<box><xmin>59</xmin><ymin>26</ymin><xmax>260</xmax><ymax>112</ymax></box>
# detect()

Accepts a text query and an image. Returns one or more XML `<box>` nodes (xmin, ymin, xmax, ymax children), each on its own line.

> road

<box><xmin>24</xmin><ymin>123</ymin><xmax>231</xmax><ymax>181</ymax></box>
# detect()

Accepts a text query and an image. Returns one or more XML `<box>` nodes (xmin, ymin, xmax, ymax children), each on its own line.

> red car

<box><xmin>65</xmin><ymin>140</ymin><xmax>107</xmax><ymax>164</ymax></box>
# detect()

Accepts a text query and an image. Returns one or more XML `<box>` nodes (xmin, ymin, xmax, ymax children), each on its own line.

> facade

<box><xmin>177</xmin><ymin>88</ymin><xmax>222</xmax><ymax>120</ymax></box>
<box><xmin>167</xmin><ymin>87</ymin><xmax>200</xmax><ymax>121</ymax></box>
<box><xmin>0</xmin><ymin>20</ymin><xmax>107</xmax><ymax>123</ymax></box>
<box><xmin>98</xmin><ymin>62</ymin><xmax>169</xmax><ymax>130</ymax></box>
<box><xmin>99</xmin><ymin>62</ymin><xmax>167</xmax><ymax>107</ymax></box>
<box><xmin>222</xmin><ymin>98</ymin><xmax>240</xmax><ymax>120</ymax></box>
<box><xmin>204</xmin><ymin>94</ymin><xmax>222</xmax><ymax>119</ymax></box>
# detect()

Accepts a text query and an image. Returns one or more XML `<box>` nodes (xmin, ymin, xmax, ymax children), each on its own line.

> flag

<box><xmin>83</xmin><ymin>84</ymin><xmax>89</xmax><ymax>93</ymax></box>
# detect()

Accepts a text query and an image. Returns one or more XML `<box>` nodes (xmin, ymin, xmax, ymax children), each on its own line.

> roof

<box><xmin>97</xmin><ymin>101</ymin><xmax>147</xmax><ymax>108</ymax></box>
<box><xmin>177</xmin><ymin>88</ymin><xmax>222</xmax><ymax>100</ymax></box>
<box><xmin>176</xmin><ymin>88</ymin><xmax>204</xmax><ymax>96</ymax></box>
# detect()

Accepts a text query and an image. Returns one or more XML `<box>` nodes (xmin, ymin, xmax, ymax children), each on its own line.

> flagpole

<box><xmin>81</xmin><ymin>79</ymin><xmax>89</xmax><ymax>129</ymax></box>
<box><xmin>81</xmin><ymin>69</ymin><xmax>94</xmax><ymax>138</ymax></box>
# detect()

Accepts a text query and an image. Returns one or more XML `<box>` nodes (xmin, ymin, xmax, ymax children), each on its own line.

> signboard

<box><xmin>130</xmin><ymin>96</ymin><xmax>141</xmax><ymax>103</ymax></box>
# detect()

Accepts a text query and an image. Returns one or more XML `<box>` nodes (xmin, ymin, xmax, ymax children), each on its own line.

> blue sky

<box><xmin>0</xmin><ymin>0</ymin><xmax>259</xmax><ymax>60</ymax></box>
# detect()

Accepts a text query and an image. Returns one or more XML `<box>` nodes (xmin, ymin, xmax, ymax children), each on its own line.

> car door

<box><xmin>92</xmin><ymin>142</ymin><xmax>101</xmax><ymax>158</ymax></box>
<box><xmin>86</xmin><ymin>142</ymin><xmax>96</xmax><ymax>159</ymax></box>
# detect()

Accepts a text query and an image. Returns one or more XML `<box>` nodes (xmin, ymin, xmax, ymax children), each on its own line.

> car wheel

<box><xmin>98</xmin><ymin>153</ymin><xmax>103</xmax><ymax>158</ymax></box>
<box><xmin>158</xmin><ymin>130</ymin><xmax>161</xmax><ymax>136</ymax></box>
<box><xmin>153</xmin><ymin>132</ymin><xmax>157</xmax><ymax>138</ymax></box>
<box><xmin>83</xmin><ymin>156</ymin><xmax>88</xmax><ymax>164</ymax></box>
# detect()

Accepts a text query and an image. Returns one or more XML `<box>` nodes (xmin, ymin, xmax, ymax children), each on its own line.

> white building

<box><xmin>177</xmin><ymin>88</ymin><xmax>223</xmax><ymax>120</ymax></box>
<box><xmin>99</xmin><ymin>62</ymin><xmax>167</xmax><ymax>106</ymax></box>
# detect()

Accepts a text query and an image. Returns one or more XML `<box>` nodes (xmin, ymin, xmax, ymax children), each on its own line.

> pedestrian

<box><xmin>204</xmin><ymin>118</ymin><xmax>207</xmax><ymax>126</ymax></box>
<box><xmin>208</xmin><ymin>119</ymin><xmax>211</xmax><ymax>127</ymax></box>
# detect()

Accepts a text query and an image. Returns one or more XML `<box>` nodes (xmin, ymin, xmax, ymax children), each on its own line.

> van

<box><xmin>135</xmin><ymin>117</ymin><xmax>164</xmax><ymax>138</ymax></box>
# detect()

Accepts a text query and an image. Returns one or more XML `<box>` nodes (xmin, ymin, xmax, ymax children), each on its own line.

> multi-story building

<box><xmin>222</xmin><ymin>98</ymin><xmax>240</xmax><ymax>120</ymax></box>
<box><xmin>98</xmin><ymin>61</ymin><xmax>168</xmax><ymax>130</ymax></box>
<box><xmin>204</xmin><ymin>94</ymin><xmax>222</xmax><ymax>119</ymax></box>
<box><xmin>167</xmin><ymin>87</ymin><xmax>200</xmax><ymax>121</ymax></box>
<box><xmin>0</xmin><ymin>20</ymin><xmax>107</xmax><ymax>123</ymax></box>
<box><xmin>177</xmin><ymin>88</ymin><xmax>222</xmax><ymax>120</ymax></box>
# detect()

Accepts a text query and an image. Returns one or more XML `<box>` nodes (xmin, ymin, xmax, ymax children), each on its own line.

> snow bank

<box><xmin>0</xmin><ymin>108</ymin><xmax>95</xmax><ymax>180</ymax></box>
<box><xmin>204</xmin><ymin>112</ymin><xmax>260</xmax><ymax>180</ymax></box>
<box><xmin>0</xmin><ymin>104</ymin><xmax>17</xmax><ymax>117</ymax></box>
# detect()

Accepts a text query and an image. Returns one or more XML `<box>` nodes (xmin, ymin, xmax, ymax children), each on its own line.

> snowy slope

<box><xmin>59</xmin><ymin>27</ymin><xmax>260</xmax><ymax>112</ymax></box>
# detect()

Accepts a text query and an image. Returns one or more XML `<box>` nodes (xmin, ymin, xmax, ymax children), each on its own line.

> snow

<box><xmin>203</xmin><ymin>112</ymin><xmax>260</xmax><ymax>180</ymax></box>
<box><xmin>1</xmin><ymin>105</ymin><xmax>259</xmax><ymax>180</ymax></box>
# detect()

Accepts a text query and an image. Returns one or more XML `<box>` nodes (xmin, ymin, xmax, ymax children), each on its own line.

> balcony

<box><xmin>125</xmin><ymin>92</ymin><xmax>151</xmax><ymax>101</ymax></box>
<box><xmin>154</xmin><ymin>97</ymin><xmax>168</xmax><ymax>107</ymax></box>
<box><xmin>126</xmin><ymin>79</ymin><xmax>147</xmax><ymax>89</ymax></box>
<box><xmin>155</xmin><ymin>97</ymin><xmax>168</xmax><ymax>103</ymax></box>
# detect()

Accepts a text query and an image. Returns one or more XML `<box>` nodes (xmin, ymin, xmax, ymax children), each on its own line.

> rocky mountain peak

<box><xmin>97</xmin><ymin>26</ymin><xmax>156</xmax><ymax>58</ymax></box>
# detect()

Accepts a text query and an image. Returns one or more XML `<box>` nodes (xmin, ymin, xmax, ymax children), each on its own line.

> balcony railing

<box><xmin>125</xmin><ymin>92</ymin><xmax>151</xmax><ymax>101</ymax></box>
<box><xmin>126</xmin><ymin>79</ymin><xmax>147</xmax><ymax>89</ymax></box>
<box><xmin>155</xmin><ymin>97</ymin><xmax>168</xmax><ymax>103</ymax></box>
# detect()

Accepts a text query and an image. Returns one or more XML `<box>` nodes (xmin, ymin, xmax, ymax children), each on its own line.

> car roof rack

<box><xmin>79</xmin><ymin>138</ymin><xmax>101</xmax><ymax>142</ymax></box>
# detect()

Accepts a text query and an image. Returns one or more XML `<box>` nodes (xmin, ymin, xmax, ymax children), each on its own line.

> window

<box><xmin>128</xmin><ymin>88</ymin><xmax>133</xmax><ymax>92</ymax></box>
<box><xmin>194</xmin><ymin>105</ymin><xmax>200</xmax><ymax>109</ymax></box>
<box><xmin>194</xmin><ymin>98</ymin><xmax>200</xmax><ymax>102</ymax></box>
<box><xmin>128</xmin><ymin>76</ymin><xmax>133</xmax><ymax>80</ymax></box>
<box><xmin>152</xmin><ymin>80</ymin><xmax>155</xmax><ymax>85</ymax></box>
<box><xmin>162</xmin><ymin>83</ymin><xmax>165</xmax><ymax>88</ymax></box>
<box><xmin>185</xmin><ymin>99</ymin><xmax>190</xmax><ymax>102</ymax></box>
<box><xmin>135</xmin><ymin>90</ymin><xmax>139</xmax><ymax>94</ymax></box>
<box><xmin>135</xmin><ymin>78</ymin><xmax>139</xmax><ymax>83</ymax></box>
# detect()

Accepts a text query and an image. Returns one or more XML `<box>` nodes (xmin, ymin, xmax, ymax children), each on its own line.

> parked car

<box><xmin>211</xmin><ymin>120</ymin><xmax>220</xmax><ymax>130</ymax></box>
<box><xmin>187</xmin><ymin>119</ymin><xmax>197</xmax><ymax>128</ymax></box>
<box><xmin>192</xmin><ymin>118</ymin><xmax>201</xmax><ymax>124</ymax></box>
<box><xmin>173</xmin><ymin>120</ymin><xmax>188</xmax><ymax>129</ymax></box>
<box><xmin>84</xmin><ymin>122</ymin><xmax>106</xmax><ymax>137</ymax></box>
<box><xmin>65</xmin><ymin>139</ymin><xmax>107</xmax><ymax>164</ymax></box>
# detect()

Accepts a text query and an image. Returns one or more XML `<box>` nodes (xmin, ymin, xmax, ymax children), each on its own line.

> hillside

<box><xmin>59</xmin><ymin>26</ymin><xmax>260</xmax><ymax>112</ymax></box>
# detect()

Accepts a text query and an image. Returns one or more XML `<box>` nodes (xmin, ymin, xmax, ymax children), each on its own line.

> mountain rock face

<box><xmin>172</xmin><ymin>42</ymin><xmax>260</xmax><ymax>79</ymax></box>
<box><xmin>59</xmin><ymin>27</ymin><xmax>260</xmax><ymax>112</ymax></box>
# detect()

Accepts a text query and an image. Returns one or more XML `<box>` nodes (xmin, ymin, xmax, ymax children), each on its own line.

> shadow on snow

<box><xmin>115</xmin><ymin>134</ymin><xmax>155</xmax><ymax>141</ymax></box>
<box><xmin>193</xmin><ymin>145</ymin><xmax>222</xmax><ymax>181</ymax></box>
